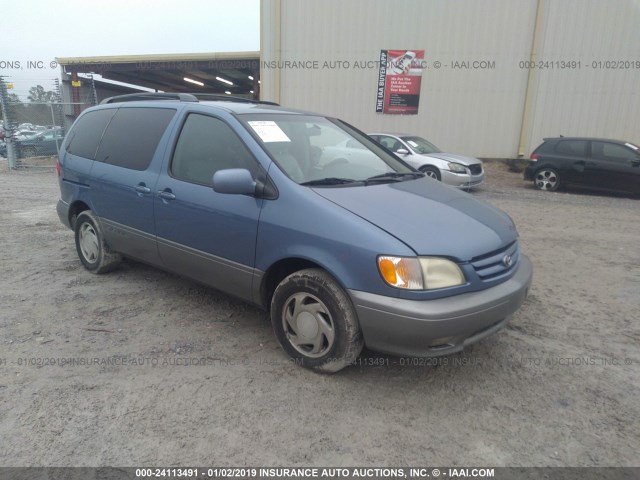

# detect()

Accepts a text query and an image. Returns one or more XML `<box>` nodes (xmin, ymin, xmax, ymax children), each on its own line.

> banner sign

<box><xmin>376</xmin><ymin>49</ymin><xmax>425</xmax><ymax>115</ymax></box>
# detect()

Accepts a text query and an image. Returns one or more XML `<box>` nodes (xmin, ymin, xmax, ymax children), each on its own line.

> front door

<box><xmin>588</xmin><ymin>141</ymin><xmax>640</xmax><ymax>193</ymax></box>
<box><xmin>154</xmin><ymin>112</ymin><xmax>264</xmax><ymax>302</ymax></box>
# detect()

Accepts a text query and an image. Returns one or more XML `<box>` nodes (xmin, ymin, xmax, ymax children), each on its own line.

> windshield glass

<box><xmin>241</xmin><ymin>114</ymin><xmax>414</xmax><ymax>185</ymax></box>
<box><xmin>401</xmin><ymin>136</ymin><xmax>441</xmax><ymax>155</ymax></box>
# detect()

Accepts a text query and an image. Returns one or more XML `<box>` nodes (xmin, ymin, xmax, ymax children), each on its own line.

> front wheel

<box><xmin>271</xmin><ymin>269</ymin><xmax>364</xmax><ymax>373</ymax></box>
<box><xmin>74</xmin><ymin>210</ymin><xmax>122</xmax><ymax>273</ymax></box>
<box><xmin>534</xmin><ymin>168</ymin><xmax>560</xmax><ymax>191</ymax></box>
<box><xmin>420</xmin><ymin>165</ymin><xmax>441</xmax><ymax>181</ymax></box>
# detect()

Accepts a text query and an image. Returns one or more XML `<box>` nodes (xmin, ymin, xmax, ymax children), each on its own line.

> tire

<box><xmin>74</xmin><ymin>210</ymin><xmax>122</xmax><ymax>274</ymax></box>
<box><xmin>271</xmin><ymin>268</ymin><xmax>364</xmax><ymax>373</ymax></box>
<box><xmin>420</xmin><ymin>165</ymin><xmax>441</xmax><ymax>181</ymax></box>
<box><xmin>534</xmin><ymin>168</ymin><xmax>560</xmax><ymax>191</ymax></box>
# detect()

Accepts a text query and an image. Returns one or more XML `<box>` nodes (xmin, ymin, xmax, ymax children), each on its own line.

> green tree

<box><xmin>27</xmin><ymin>85</ymin><xmax>56</xmax><ymax>103</ymax></box>
<box><xmin>23</xmin><ymin>85</ymin><xmax>57</xmax><ymax>126</ymax></box>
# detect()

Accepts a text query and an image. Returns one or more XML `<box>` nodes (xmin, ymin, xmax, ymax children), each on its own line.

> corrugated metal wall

<box><xmin>525</xmin><ymin>0</ymin><xmax>640</xmax><ymax>153</ymax></box>
<box><xmin>261</xmin><ymin>0</ymin><xmax>640</xmax><ymax>158</ymax></box>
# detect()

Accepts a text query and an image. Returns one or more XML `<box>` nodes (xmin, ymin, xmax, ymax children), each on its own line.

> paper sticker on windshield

<box><xmin>625</xmin><ymin>142</ymin><xmax>638</xmax><ymax>150</ymax></box>
<box><xmin>248</xmin><ymin>121</ymin><xmax>291</xmax><ymax>143</ymax></box>
<box><xmin>407</xmin><ymin>140</ymin><xmax>419</xmax><ymax>147</ymax></box>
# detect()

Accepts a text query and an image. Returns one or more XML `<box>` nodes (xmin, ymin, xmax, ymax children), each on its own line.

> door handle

<box><xmin>135</xmin><ymin>183</ymin><xmax>151</xmax><ymax>195</ymax></box>
<box><xmin>158</xmin><ymin>189</ymin><xmax>176</xmax><ymax>201</ymax></box>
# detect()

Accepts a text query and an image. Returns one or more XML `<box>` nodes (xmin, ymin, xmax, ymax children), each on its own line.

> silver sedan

<box><xmin>368</xmin><ymin>133</ymin><xmax>485</xmax><ymax>189</ymax></box>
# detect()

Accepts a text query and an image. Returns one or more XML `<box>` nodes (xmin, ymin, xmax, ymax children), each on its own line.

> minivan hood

<box><xmin>425</xmin><ymin>152</ymin><xmax>481</xmax><ymax>166</ymax></box>
<box><xmin>313</xmin><ymin>178</ymin><xmax>516</xmax><ymax>260</ymax></box>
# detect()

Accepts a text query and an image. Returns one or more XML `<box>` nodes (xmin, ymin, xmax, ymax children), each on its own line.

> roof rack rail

<box><xmin>100</xmin><ymin>93</ymin><xmax>199</xmax><ymax>104</ymax></box>
<box><xmin>194</xmin><ymin>93</ymin><xmax>279</xmax><ymax>106</ymax></box>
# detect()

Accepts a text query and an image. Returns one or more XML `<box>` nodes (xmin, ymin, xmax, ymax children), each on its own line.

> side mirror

<box><xmin>396</xmin><ymin>148</ymin><xmax>409</xmax><ymax>155</ymax></box>
<box><xmin>213</xmin><ymin>168</ymin><xmax>257</xmax><ymax>195</ymax></box>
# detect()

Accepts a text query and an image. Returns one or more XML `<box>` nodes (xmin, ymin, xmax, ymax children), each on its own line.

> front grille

<box><xmin>471</xmin><ymin>241</ymin><xmax>519</xmax><ymax>280</ymax></box>
<box><xmin>468</xmin><ymin>164</ymin><xmax>483</xmax><ymax>175</ymax></box>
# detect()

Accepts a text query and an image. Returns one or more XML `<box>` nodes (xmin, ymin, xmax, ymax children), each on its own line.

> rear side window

<box><xmin>554</xmin><ymin>140</ymin><xmax>587</xmax><ymax>157</ymax></box>
<box><xmin>65</xmin><ymin>109</ymin><xmax>116</xmax><ymax>159</ymax></box>
<box><xmin>171</xmin><ymin>114</ymin><xmax>258</xmax><ymax>185</ymax></box>
<box><xmin>95</xmin><ymin>107</ymin><xmax>176</xmax><ymax>171</ymax></box>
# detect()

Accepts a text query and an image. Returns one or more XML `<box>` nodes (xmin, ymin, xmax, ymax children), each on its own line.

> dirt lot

<box><xmin>0</xmin><ymin>159</ymin><xmax>638</xmax><ymax>467</ymax></box>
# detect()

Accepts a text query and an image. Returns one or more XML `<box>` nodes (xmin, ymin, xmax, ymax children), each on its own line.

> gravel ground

<box><xmin>0</xmin><ymin>159</ymin><xmax>638</xmax><ymax>467</ymax></box>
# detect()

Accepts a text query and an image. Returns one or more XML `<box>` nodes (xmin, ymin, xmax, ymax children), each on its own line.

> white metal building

<box><xmin>260</xmin><ymin>0</ymin><xmax>640</xmax><ymax>158</ymax></box>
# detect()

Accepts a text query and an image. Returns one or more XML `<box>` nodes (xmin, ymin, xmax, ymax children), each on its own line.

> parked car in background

<box><xmin>0</xmin><ymin>140</ymin><xmax>6</xmax><ymax>157</ymax></box>
<box><xmin>17</xmin><ymin>129</ymin><xmax>64</xmax><ymax>158</ymax></box>
<box><xmin>525</xmin><ymin>137</ymin><xmax>640</xmax><ymax>195</ymax></box>
<box><xmin>14</xmin><ymin>130</ymin><xmax>39</xmax><ymax>141</ymax></box>
<box><xmin>368</xmin><ymin>133</ymin><xmax>485</xmax><ymax>189</ymax></box>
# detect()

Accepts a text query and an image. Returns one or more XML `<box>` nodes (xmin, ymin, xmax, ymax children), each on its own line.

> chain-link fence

<box><xmin>0</xmin><ymin>76</ymin><xmax>94</xmax><ymax>169</ymax></box>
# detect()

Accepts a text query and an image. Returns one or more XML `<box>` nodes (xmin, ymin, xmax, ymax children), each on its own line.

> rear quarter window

<box><xmin>65</xmin><ymin>109</ymin><xmax>116</xmax><ymax>159</ymax></box>
<box><xmin>554</xmin><ymin>140</ymin><xmax>587</xmax><ymax>157</ymax></box>
<box><xmin>95</xmin><ymin>107</ymin><xmax>176</xmax><ymax>171</ymax></box>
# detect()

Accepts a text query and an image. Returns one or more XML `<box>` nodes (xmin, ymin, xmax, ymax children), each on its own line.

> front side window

<box><xmin>241</xmin><ymin>114</ymin><xmax>414</xmax><ymax>185</ymax></box>
<box><xmin>401</xmin><ymin>136</ymin><xmax>441</xmax><ymax>155</ymax></box>
<box><xmin>171</xmin><ymin>114</ymin><xmax>258</xmax><ymax>185</ymax></box>
<box><xmin>377</xmin><ymin>135</ymin><xmax>404</xmax><ymax>152</ymax></box>
<box><xmin>592</xmin><ymin>141</ymin><xmax>636</xmax><ymax>162</ymax></box>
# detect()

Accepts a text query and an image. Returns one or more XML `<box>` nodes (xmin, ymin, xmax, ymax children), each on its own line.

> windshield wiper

<box><xmin>300</xmin><ymin>177</ymin><xmax>359</xmax><ymax>186</ymax></box>
<box><xmin>363</xmin><ymin>171</ymin><xmax>424</xmax><ymax>185</ymax></box>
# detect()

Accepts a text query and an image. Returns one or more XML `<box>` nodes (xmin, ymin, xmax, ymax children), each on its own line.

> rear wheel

<box><xmin>21</xmin><ymin>146</ymin><xmax>37</xmax><ymax>158</ymax></box>
<box><xmin>420</xmin><ymin>165</ymin><xmax>441</xmax><ymax>181</ymax></box>
<box><xmin>271</xmin><ymin>268</ymin><xmax>363</xmax><ymax>373</ymax></box>
<box><xmin>534</xmin><ymin>168</ymin><xmax>560</xmax><ymax>191</ymax></box>
<box><xmin>74</xmin><ymin>211</ymin><xmax>121</xmax><ymax>273</ymax></box>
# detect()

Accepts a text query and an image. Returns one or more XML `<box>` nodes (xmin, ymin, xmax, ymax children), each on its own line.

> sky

<box><xmin>0</xmin><ymin>0</ymin><xmax>260</xmax><ymax>98</ymax></box>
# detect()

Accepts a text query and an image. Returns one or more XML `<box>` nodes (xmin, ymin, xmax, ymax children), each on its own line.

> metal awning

<box><xmin>56</xmin><ymin>51</ymin><xmax>260</xmax><ymax>98</ymax></box>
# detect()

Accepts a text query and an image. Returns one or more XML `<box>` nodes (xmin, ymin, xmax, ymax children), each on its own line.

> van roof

<box><xmin>98</xmin><ymin>92</ymin><xmax>314</xmax><ymax>116</ymax></box>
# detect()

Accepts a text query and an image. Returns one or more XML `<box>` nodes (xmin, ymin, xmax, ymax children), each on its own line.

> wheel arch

<box><xmin>259</xmin><ymin>257</ymin><xmax>344</xmax><ymax>310</ymax></box>
<box><xmin>68</xmin><ymin>200</ymin><xmax>91</xmax><ymax>229</ymax></box>
<box><xmin>418</xmin><ymin>163</ymin><xmax>442</xmax><ymax>173</ymax></box>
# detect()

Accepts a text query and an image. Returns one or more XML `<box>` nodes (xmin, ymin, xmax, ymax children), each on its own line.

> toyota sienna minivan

<box><xmin>56</xmin><ymin>93</ymin><xmax>532</xmax><ymax>373</ymax></box>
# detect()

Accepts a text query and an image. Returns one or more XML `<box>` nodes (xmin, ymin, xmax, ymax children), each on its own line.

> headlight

<box><xmin>448</xmin><ymin>162</ymin><xmax>467</xmax><ymax>173</ymax></box>
<box><xmin>419</xmin><ymin>257</ymin><xmax>466</xmax><ymax>289</ymax></box>
<box><xmin>377</xmin><ymin>256</ymin><xmax>465</xmax><ymax>290</ymax></box>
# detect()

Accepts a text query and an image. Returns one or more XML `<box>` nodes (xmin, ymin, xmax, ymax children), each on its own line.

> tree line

<box><xmin>1</xmin><ymin>85</ymin><xmax>59</xmax><ymax>127</ymax></box>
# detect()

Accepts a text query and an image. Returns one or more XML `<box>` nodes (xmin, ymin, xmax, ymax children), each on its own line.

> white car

<box><xmin>368</xmin><ymin>133</ymin><xmax>485</xmax><ymax>189</ymax></box>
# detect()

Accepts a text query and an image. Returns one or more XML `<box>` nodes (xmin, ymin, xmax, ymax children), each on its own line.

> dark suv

<box><xmin>524</xmin><ymin>137</ymin><xmax>640</xmax><ymax>195</ymax></box>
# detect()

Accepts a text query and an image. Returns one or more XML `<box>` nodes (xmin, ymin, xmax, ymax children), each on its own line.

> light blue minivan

<box><xmin>56</xmin><ymin>93</ymin><xmax>532</xmax><ymax>372</ymax></box>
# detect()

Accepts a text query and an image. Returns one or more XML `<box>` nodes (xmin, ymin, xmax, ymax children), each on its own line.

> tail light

<box><xmin>55</xmin><ymin>159</ymin><xmax>60</xmax><ymax>176</ymax></box>
<box><xmin>529</xmin><ymin>153</ymin><xmax>538</xmax><ymax>161</ymax></box>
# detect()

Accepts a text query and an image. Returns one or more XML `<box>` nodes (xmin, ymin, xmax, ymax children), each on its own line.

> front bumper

<box><xmin>349</xmin><ymin>254</ymin><xmax>533</xmax><ymax>357</ymax></box>
<box><xmin>441</xmin><ymin>170</ymin><xmax>485</xmax><ymax>189</ymax></box>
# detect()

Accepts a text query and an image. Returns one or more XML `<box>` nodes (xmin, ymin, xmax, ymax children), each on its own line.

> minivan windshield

<box><xmin>401</xmin><ymin>136</ymin><xmax>441</xmax><ymax>155</ymax></box>
<box><xmin>241</xmin><ymin>114</ymin><xmax>416</xmax><ymax>186</ymax></box>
